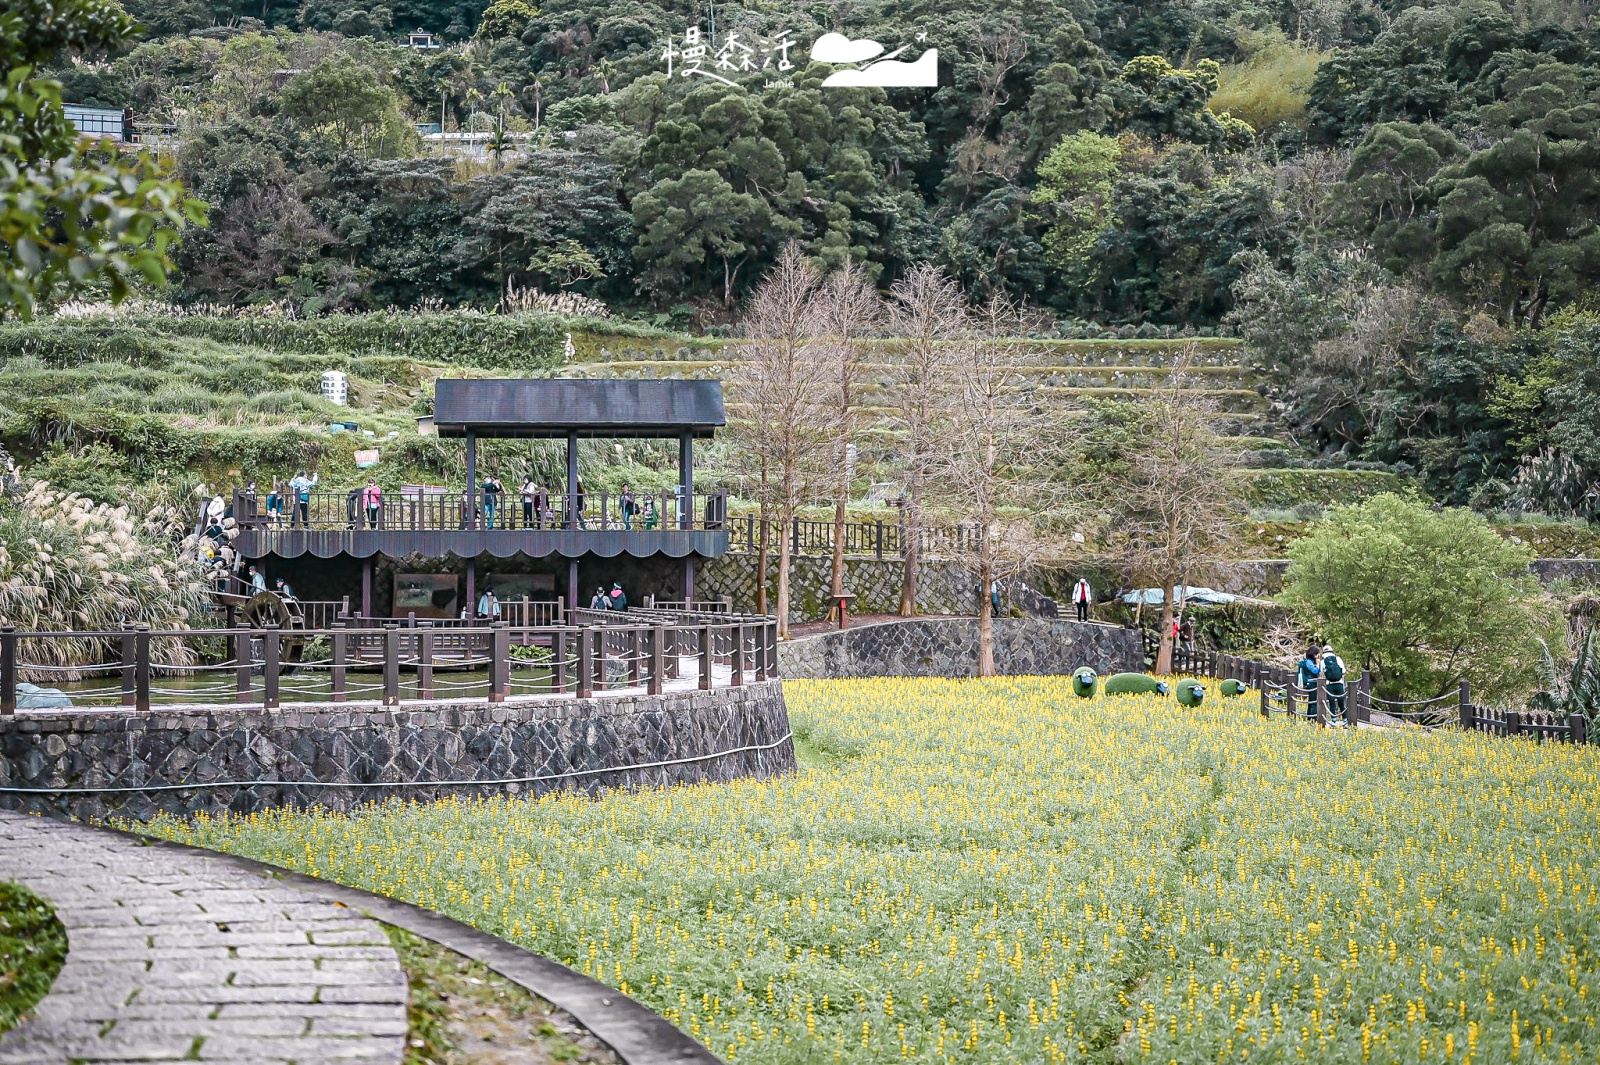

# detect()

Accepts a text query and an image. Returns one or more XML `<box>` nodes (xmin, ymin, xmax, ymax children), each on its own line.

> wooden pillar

<box><xmin>382</xmin><ymin>625</ymin><xmax>400</xmax><ymax>706</ymax></box>
<box><xmin>567</xmin><ymin>558</ymin><xmax>579</xmax><ymax>615</ymax></box>
<box><xmin>1458</xmin><ymin>679</ymin><xmax>1472</xmax><ymax>731</ymax></box>
<box><xmin>679</xmin><ymin>431</ymin><xmax>694</xmax><ymax>530</ymax></box>
<box><xmin>490</xmin><ymin>622</ymin><xmax>509</xmax><ymax>703</ymax></box>
<box><xmin>566</xmin><ymin>430</ymin><xmax>578</xmax><ymax>528</ymax></box>
<box><xmin>577</xmin><ymin>628</ymin><xmax>594</xmax><ymax>698</ymax></box>
<box><xmin>699</xmin><ymin>624</ymin><xmax>713</xmax><ymax>691</ymax></box>
<box><xmin>683</xmin><ymin>556</ymin><xmax>696</xmax><ymax>604</ymax></box>
<box><xmin>361</xmin><ymin>557</ymin><xmax>373</xmax><ymax>619</ymax></box>
<box><xmin>1</xmin><ymin>626</ymin><xmax>16</xmax><ymax>716</ymax></box>
<box><xmin>121</xmin><ymin>623</ymin><xmax>137</xmax><ymax>706</ymax></box>
<box><xmin>332</xmin><ymin>622</ymin><xmax>347</xmax><ymax>703</ymax></box>
<box><xmin>465</xmin><ymin>432</ymin><xmax>478</xmax><ymax>530</ymax></box>
<box><xmin>648</xmin><ymin>626</ymin><xmax>665</xmax><ymax>695</ymax></box>
<box><xmin>263</xmin><ymin>625</ymin><xmax>280</xmax><ymax>709</ymax></box>
<box><xmin>417</xmin><ymin>626</ymin><xmax>433</xmax><ymax>700</ymax></box>
<box><xmin>465</xmin><ymin>559</ymin><xmax>476</xmax><ymax>620</ymax></box>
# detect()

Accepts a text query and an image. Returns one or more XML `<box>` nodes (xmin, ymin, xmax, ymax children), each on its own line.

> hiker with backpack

<box><xmin>1321</xmin><ymin>645</ymin><xmax>1349</xmax><ymax>724</ymax></box>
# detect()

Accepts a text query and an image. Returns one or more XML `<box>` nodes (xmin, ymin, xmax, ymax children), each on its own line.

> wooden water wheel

<box><xmin>239</xmin><ymin>590</ymin><xmax>307</xmax><ymax>674</ymax></box>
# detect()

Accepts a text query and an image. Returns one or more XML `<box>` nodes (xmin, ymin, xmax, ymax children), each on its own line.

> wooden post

<box><xmin>490</xmin><ymin>622</ymin><xmax>510</xmax><ymax>702</ymax></box>
<box><xmin>0</xmin><ymin>626</ymin><xmax>16</xmax><ymax>716</ymax></box>
<box><xmin>383</xmin><ymin>625</ymin><xmax>400</xmax><ymax>706</ymax></box>
<box><xmin>1259</xmin><ymin>686</ymin><xmax>1269</xmax><ymax>719</ymax></box>
<box><xmin>236</xmin><ymin>630</ymin><xmax>252</xmax><ymax>703</ymax></box>
<box><xmin>553</xmin><ymin>630</ymin><xmax>568</xmax><ymax>694</ymax></box>
<box><xmin>1285</xmin><ymin>676</ymin><xmax>1297</xmax><ymax>720</ymax></box>
<box><xmin>418</xmin><ymin>627</ymin><xmax>434</xmax><ymax>700</ymax></box>
<box><xmin>1459</xmin><ymin>679</ymin><xmax>1472</xmax><ymax>731</ymax></box>
<box><xmin>263</xmin><ymin>624</ymin><xmax>280</xmax><ymax>709</ymax></box>
<box><xmin>733</xmin><ymin>622</ymin><xmax>746</xmax><ymax>686</ymax></box>
<box><xmin>629</xmin><ymin>628</ymin><xmax>642</xmax><ymax>686</ymax></box>
<box><xmin>332</xmin><ymin>622</ymin><xmax>348</xmax><ymax>702</ymax></box>
<box><xmin>577</xmin><ymin>628</ymin><xmax>594</xmax><ymax>698</ymax></box>
<box><xmin>121</xmin><ymin>623</ymin><xmax>137</xmax><ymax>706</ymax></box>
<box><xmin>699</xmin><ymin>624</ymin><xmax>714</xmax><ymax>691</ymax></box>
<box><xmin>767</xmin><ymin>620</ymin><xmax>779</xmax><ymax>679</ymax></box>
<box><xmin>1505</xmin><ymin>709</ymin><xmax>1522</xmax><ymax>737</ymax></box>
<box><xmin>648</xmin><ymin>626</ymin><xmax>665</xmax><ymax>696</ymax></box>
<box><xmin>1357</xmin><ymin>669</ymin><xmax>1371</xmax><ymax>725</ymax></box>
<box><xmin>1315</xmin><ymin>673</ymin><xmax>1328</xmax><ymax>726</ymax></box>
<box><xmin>791</xmin><ymin>516</ymin><xmax>800</xmax><ymax>556</ymax></box>
<box><xmin>875</xmin><ymin>520</ymin><xmax>884</xmax><ymax>560</ymax></box>
<box><xmin>1569</xmin><ymin>713</ymin><xmax>1587</xmax><ymax>745</ymax></box>
<box><xmin>665</xmin><ymin>626</ymin><xmax>680</xmax><ymax>679</ymax></box>
<box><xmin>591</xmin><ymin>626</ymin><xmax>606</xmax><ymax>693</ymax></box>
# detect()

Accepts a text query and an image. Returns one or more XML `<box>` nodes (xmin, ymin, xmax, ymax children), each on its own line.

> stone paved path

<box><xmin>0</xmin><ymin>811</ymin><xmax>406</xmax><ymax>1064</ymax></box>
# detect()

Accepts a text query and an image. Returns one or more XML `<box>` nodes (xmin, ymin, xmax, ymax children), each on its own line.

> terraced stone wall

<box><xmin>0</xmin><ymin>682</ymin><xmax>793</xmax><ymax>822</ymax></box>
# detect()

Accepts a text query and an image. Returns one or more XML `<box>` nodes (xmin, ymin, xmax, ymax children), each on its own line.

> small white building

<box><xmin>320</xmin><ymin>370</ymin><xmax>349</xmax><ymax>406</ymax></box>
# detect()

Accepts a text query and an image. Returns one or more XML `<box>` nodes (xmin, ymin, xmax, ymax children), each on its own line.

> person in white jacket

<box><xmin>1071</xmin><ymin>577</ymin><xmax>1092</xmax><ymax>622</ymax></box>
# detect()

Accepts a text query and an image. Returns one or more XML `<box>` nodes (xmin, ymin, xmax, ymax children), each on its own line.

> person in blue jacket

<box><xmin>1295</xmin><ymin>645</ymin><xmax>1321</xmax><ymax>714</ymax></box>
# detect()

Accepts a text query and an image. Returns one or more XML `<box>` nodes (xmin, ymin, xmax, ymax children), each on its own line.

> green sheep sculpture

<box><xmin>1220</xmin><ymin>678</ymin><xmax>1248</xmax><ymax>697</ymax></box>
<box><xmin>1071</xmin><ymin>667</ymin><xmax>1098</xmax><ymax>697</ymax></box>
<box><xmin>1104</xmin><ymin>673</ymin><xmax>1170</xmax><ymax>696</ymax></box>
<box><xmin>1175</xmin><ymin>679</ymin><xmax>1206</xmax><ymax>707</ymax></box>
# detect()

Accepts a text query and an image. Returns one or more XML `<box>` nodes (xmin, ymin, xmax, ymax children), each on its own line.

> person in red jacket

<box><xmin>361</xmin><ymin>479</ymin><xmax>382</xmax><ymax>528</ymax></box>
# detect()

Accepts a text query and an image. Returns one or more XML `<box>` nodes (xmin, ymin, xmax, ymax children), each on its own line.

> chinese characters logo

<box><xmin>660</xmin><ymin>27</ymin><xmax>938</xmax><ymax>88</ymax></box>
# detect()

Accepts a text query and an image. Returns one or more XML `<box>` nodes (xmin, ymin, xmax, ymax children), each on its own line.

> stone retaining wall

<box><xmin>699</xmin><ymin>555</ymin><xmax>980</xmax><ymax>621</ymax></box>
<box><xmin>779</xmin><ymin>618</ymin><xmax>1142</xmax><ymax>679</ymax></box>
<box><xmin>0</xmin><ymin>681</ymin><xmax>793</xmax><ymax>822</ymax></box>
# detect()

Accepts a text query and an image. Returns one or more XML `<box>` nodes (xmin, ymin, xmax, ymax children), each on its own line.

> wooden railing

<box><xmin>230</xmin><ymin>488</ymin><xmax>729</xmax><ymax>533</ymax></box>
<box><xmin>0</xmin><ymin>616</ymin><xmax>779</xmax><ymax>713</ymax></box>
<box><xmin>1183</xmin><ymin>649</ymin><xmax>1593</xmax><ymax>743</ymax></box>
<box><xmin>722</xmin><ymin>516</ymin><xmax>985</xmax><ymax>560</ymax></box>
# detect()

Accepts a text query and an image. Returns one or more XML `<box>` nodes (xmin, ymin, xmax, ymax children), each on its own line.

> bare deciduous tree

<box><xmin>815</xmin><ymin>259</ymin><xmax>881</xmax><ymax>611</ymax></box>
<box><xmin>928</xmin><ymin>293</ymin><xmax>1066</xmax><ymax>675</ymax></box>
<box><xmin>729</xmin><ymin>243</ymin><xmax>836</xmax><ymax>637</ymax></box>
<box><xmin>886</xmin><ymin>263</ymin><xmax>967</xmax><ymax>617</ymax></box>
<box><xmin>1109</xmin><ymin>349</ymin><xmax>1241</xmax><ymax>674</ymax></box>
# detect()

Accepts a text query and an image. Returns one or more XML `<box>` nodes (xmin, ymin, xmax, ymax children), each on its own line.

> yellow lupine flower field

<box><xmin>145</xmin><ymin>678</ymin><xmax>1600</xmax><ymax>1063</ymax></box>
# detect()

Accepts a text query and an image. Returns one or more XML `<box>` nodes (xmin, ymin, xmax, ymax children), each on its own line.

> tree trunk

<box><xmin>1155</xmin><ymin>579</ymin><xmax>1175</xmax><ymax>675</ymax></box>
<box><xmin>829</xmin><ymin>450</ymin><xmax>848</xmax><ymax>601</ymax></box>
<box><xmin>977</xmin><ymin>561</ymin><xmax>995</xmax><ymax>678</ymax></box>
<box><xmin>776</xmin><ymin>518</ymin><xmax>792</xmax><ymax>639</ymax></box>
<box><xmin>899</xmin><ymin>482</ymin><xmax>921</xmax><ymax>616</ymax></box>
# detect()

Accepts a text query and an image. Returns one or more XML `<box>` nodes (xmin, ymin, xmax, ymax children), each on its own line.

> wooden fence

<box><xmin>0</xmin><ymin>616</ymin><xmax>779</xmax><ymax>714</ymax></box>
<box><xmin>1178</xmin><ymin>648</ymin><xmax>1592</xmax><ymax>744</ymax></box>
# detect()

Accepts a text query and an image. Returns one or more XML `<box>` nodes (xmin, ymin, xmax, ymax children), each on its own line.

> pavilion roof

<box><xmin>432</xmin><ymin>378</ymin><xmax>725</xmax><ymax>439</ymax></box>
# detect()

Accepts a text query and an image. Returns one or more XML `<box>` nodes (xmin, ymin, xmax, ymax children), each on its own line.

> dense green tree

<box><xmin>278</xmin><ymin>56</ymin><xmax>415</xmax><ymax>153</ymax></box>
<box><xmin>632</xmin><ymin>168</ymin><xmax>775</xmax><ymax>305</ymax></box>
<box><xmin>456</xmin><ymin>150</ymin><xmax>632</xmax><ymax>300</ymax></box>
<box><xmin>1</xmin><ymin>0</ymin><xmax>202</xmax><ymax>318</ymax></box>
<box><xmin>1283</xmin><ymin>493</ymin><xmax>1553</xmax><ymax>701</ymax></box>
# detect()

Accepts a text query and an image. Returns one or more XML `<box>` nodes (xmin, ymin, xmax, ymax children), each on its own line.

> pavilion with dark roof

<box><xmin>232</xmin><ymin>379</ymin><xmax>728</xmax><ymax>619</ymax></box>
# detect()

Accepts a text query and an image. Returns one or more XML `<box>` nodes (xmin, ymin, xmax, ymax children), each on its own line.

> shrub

<box><xmin>1282</xmin><ymin>493</ymin><xmax>1557</xmax><ymax>701</ymax></box>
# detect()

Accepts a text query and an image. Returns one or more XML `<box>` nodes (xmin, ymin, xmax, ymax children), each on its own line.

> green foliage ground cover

<box><xmin>0</xmin><ymin>880</ymin><xmax>66</xmax><ymax>1036</ymax></box>
<box><xmin>148</xmin><ymin>678</ymin><xmax>1600</xmax><ymax>1064</ymax></box>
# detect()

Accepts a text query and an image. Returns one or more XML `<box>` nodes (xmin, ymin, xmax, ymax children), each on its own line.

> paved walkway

<box><xmin>0</xmin><ymin>811</ymin><xmax>406</xmax><ymax>1064</ymax></box>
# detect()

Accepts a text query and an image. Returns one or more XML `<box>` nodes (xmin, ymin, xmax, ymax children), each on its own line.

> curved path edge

<box><xmin>77</xmin><ymin>819</ymin><xmax>725</xmax><ymax>1065</ymax></box>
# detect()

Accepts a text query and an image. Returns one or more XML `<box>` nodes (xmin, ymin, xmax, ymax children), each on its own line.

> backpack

<box><xmin>1323</xmin><ymin>655</ymin><xmax>1345</xmax><ymax>683</ymax></box>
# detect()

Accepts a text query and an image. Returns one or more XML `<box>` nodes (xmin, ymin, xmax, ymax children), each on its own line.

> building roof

<box><xmin>432</xmin><ymin>378</ymin><xmax>725</xmax><ymax>439</ymax></box>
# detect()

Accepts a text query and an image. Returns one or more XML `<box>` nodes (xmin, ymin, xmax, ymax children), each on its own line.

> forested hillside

<box><xmin>31</xmin><ymin>0</ymin><xmax>1600</xmax><ymax>515</ymax></box>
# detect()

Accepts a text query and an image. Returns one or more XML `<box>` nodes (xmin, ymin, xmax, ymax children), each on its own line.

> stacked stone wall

<box><xmin>778</xmin><ymin>618</ymin><xmax>1142</xmax><ymax>679</ymax></box>
<box><xmin>0</xmin><ymin>682</ymin><xmax>792</xmax><ymax>822</ymax></box>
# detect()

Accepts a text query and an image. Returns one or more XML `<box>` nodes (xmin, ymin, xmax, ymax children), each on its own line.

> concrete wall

<box><xmin>779</xmin><ymin>618</ymin><xmax>1142</xmax><ymax>680</ymax></box>
<box><xmin>0</xmin><ymin>682</ymin><xmax>793</xmax><ymax>822</ymax></box>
